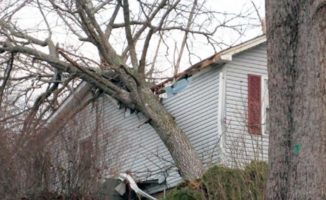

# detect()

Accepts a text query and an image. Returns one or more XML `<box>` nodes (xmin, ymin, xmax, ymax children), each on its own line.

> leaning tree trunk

<box><xmin>132</xmin><ymin>86</ymin><xmax>204</xmax><ymax>180</ymax></box>
<box><xmin>266</xmin><ymin>1</ymin><xmax>326</xmax><ymax>199</ymax></box>
<box><xmin>1</xmin><ymin>35</ymin><xmax>206</xmax><ymax>182</ymax></box>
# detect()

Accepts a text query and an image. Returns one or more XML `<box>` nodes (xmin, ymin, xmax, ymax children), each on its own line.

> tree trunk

<box><xmin>133</xmin><ymin>86</ymin><xmax>204</xmax><ymax>180</ymax></box>
<box><xmin>266</xmin><ymin>1</ymin><xmax>326</xmax><ymax>199</ymax></box>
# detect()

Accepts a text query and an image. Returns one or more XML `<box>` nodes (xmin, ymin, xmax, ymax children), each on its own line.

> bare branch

<box><xmin>0</xmin><ymin>20</ymin><xmax>48</xmax><ymax>46</ymax></box>
<box><xmin>0</xmin><ymin>43</ymin><xmax>133</xmax><ymax>107</ymax></box>
<box><xmin>139</xmin><ymin>29</ymin><xmax>154</xmax><ymax>75</ymax></box>
<box><xmin>0</xmin><ymin>53</ymin><xmax>14</xmax><ymax>106</ymax></box>
<box><xmin>104</xmin><ymin>2</ymin><xmax>121</xmax><ymax>39</ymax></box>
<box><xmin>174</xmin><ymin>0</ymin><xmax>197</xmax><ymax>76</ymax></box>
<box><xmin>122</xmin><ymin>0</ymin><xmax>138</xmax><ymax>69</ymax></box>
<box><xmin>36</xmin><ymin>0</ymin><xmax>52</xmax><ymax>40</ymax></box>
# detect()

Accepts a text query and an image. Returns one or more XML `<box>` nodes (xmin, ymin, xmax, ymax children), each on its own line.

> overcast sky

<box><xmin>11</xmin><ymin>0</ymin><xmax>266</xmax><ymax>73</ymax></box>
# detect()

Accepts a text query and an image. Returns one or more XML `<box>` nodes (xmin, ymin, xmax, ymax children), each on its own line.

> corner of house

<box><xmin>218</xmin><ymin>65</ymin><xmax>227</xmax><ymax>165</ymax></box>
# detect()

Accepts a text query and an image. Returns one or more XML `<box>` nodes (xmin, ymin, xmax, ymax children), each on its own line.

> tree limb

<box><xmin>0</xmin><ymin>43</ymin><xmax>133</xmax><ymax>107</ymax></box>
<box><xmin>0</xmin><ymin>53</ymin><xmax>15</xmax><ymax>106</ymax></box>
<box><xmin>174</xmin><ymin>0</ymin><xmax>197</xmax><ymax>76</ymax></box>
<box><xmin>122</xmin><ymin>0</ymin><xmax>138</xmax><ymax>69</ymax></box>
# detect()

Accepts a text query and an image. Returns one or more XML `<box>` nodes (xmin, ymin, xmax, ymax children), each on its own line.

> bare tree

<box><xmin>0</xmin><ymin>0</ymin><xmax>255</xmax><ymax>180</ymax></box>
<box><xmin>266</xmin><ymin>0</ymin><xmax>326</xmax><ymax>199</ymax></box>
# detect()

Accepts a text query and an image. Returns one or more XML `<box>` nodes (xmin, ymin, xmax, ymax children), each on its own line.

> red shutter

<box><xmin>248</xmin><ymin>74</ymin><xmax>261</xmax><ymax>135</ymax></box>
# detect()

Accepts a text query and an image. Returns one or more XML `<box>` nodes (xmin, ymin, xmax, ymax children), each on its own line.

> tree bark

<box><xmin>0</xmin><ymin>41</ymin><xmax>205</xmax><ymax>182</ymax></box>
<box><xmin>133</xmin><ymin>86</ymin><xmax>204</xmax><ymax>180</ymax></box>
<box><xmin>0</xmin><ymin>0</ymin><xmax>208</xmax><ymax>182</ymax></box>
<box><xmin>266</xmin><ymin>1</ymin><xmax>326</xmax><ymax>199</ymax></box>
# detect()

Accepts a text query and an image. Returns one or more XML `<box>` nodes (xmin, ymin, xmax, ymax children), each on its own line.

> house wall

<box><xmin>47</xmin><ymin>40</ymin><xmax>269</xmax><ymax>194</ymax></box>
<box><xmin>46</xmin><ymin>100</ymin><xmax>106</xmax><ymax>192</ymax></box>
<box><xmin>222</xmin><ymin>43</ymin><xmax>268</xmax><ymax>167</ymax></box>
<box><xmin>50</xmin><ymin>65</ymin><xmax>223</xmax><ymax>193</ymax></box>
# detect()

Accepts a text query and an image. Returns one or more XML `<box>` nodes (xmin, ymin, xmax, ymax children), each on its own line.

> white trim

<box><xmin>218</xmin><ymin>68</ymin><xmax>226</xmax><ymax>164</ymax></box>
<box><xmin>211</xmin><ymin>36</ymin><xmax>265</xmax><ymax>66</ymax></box>
<box><xmin>219</xmin><ymin>54</ymin><xmax>233</xmax><ymax>62</ymax></box>
<box><xmin>46</xmin><ymin>35</ymin><xmax>266</xmax><ymax>123</ymax></box>
<box><xmin>220</xmin><ymin>36</ymin><xmax>266</xmax><ymax>58</ymax></box>
<box><xmin>261</xmin><ymin>75</ymin><xmax>269</xmax><ymax>135</ymax></box>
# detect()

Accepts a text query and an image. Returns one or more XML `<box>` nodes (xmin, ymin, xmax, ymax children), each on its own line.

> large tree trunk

<box><xmin>266</xmin><ymin>1</ymin><xmax>326</xmax><ymax>199</ymax></box>
<box><xmin>133</xmin><ymin>86</ymin><xmax>204</xmax><ymax>180</ymax></box>
<box><xmin>107</xmin><ymin>65</ymin><xmax>205</xmax><ymax>180</ymax></box>
<box><xmin>0</xmin><ymin>0</ymin><xmax>208</xmax><ymax>182</ymax></box>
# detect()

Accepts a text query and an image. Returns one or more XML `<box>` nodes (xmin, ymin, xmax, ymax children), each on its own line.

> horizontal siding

<box><xmin>163</xmin><ymin>67</ymin><xmax>222</xmax><ymax>170</ymax></box>
<box><xmin>48</xmin><ymin>42</ymin><xmax>268</xmax><ymax>193</ymax></box>
<box><xmin>53</xmin><ymin>66</ymin><xmax>223</xmax><ymax>193</ymax></box>
<box><xmin>223</xmin><ymin>43</ymin><xmax>269</xmax><ymax>168</ymax></box>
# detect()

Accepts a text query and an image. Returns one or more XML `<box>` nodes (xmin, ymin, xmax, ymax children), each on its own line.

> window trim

<box><xmin>261</xmin><ymin>75</ymin><xmax>269</xmax><ymax>135</ymax></box>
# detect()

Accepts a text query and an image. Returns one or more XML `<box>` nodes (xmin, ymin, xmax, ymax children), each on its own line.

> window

<box><xmin>248</xmin><ymin>74</ymin><xmax>262</xmax><ymax>134</ymax></box>
<box><xmin>247</xmin><ymin>74</ymin><xmax>269</xmax><ymax>135</ymax></box>
<box><xmin>79</xmin><ymin>137</ymin><xmax>93</xmax><ymax>167</ymax></box>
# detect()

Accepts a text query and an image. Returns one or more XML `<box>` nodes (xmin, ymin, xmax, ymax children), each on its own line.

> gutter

<box><xmin>117</xmin><ymin>173</ymin><xmax>158</xmax><ymax>200</ymax></box>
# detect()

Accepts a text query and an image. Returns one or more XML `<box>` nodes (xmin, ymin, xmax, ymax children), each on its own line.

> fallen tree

<box><xmin>0</xmin><ymin>0</ymin><xmax>256</xmax><ymax>180</ymax></box>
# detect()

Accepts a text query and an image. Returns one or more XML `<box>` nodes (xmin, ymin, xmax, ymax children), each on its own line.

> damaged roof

<box><xmin>45</xmin><ymin>34</ymin><xmax>266</xmax><ymax>132</ymax></box>
<box><xmin>152</xmin><ymin>34</ymin><xmax>266</xmax><ymax>92</ymax></box>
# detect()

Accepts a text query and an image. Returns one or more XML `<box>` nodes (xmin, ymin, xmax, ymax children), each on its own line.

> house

<box><xmin>45</xmin><ymin>35</ymin><xmax>268</xmax><ymax>195</ymax></box>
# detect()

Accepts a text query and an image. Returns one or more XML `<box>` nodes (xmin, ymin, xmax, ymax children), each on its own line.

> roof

<box><xmin>152</xmin><ymin>34</ymin><xmax>266</xmax><ymax>92</ymax></box>
<box><xmin>46</xmin><ymin>34</ymin><xmax>266</xmax><ymax>130</ymax></box>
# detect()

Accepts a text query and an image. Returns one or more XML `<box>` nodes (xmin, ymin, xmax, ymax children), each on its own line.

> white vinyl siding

<box><xmin>53</xmin><ymin>66</ymin><xmax>223</xmax><ymax>193</ymax></box>
<box><xmin>222</xmin><ymin>43</ymin><xmax>268</xmax><ymax>167</ymax></box>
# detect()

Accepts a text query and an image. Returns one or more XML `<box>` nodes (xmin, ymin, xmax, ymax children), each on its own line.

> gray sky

<box><xmin>0</xmin><ymin>0</ymin><xmax>266</xmax><ymax>110</ymax></box>
<box><xmin>10</xmin><ymin>0</ymin><xmax>266</xmax><ymax>74</ymax></box>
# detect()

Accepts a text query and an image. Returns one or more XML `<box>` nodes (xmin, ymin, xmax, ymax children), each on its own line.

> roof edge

<box><xmin>153</xmin><ymin>34</ymin><xmax>266</xmax><ymax>91</ymax></box>
<box><xmin>46</xmin><ymin>34</ymin><xmax>266</xmax><ymax>123</ymax></box>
